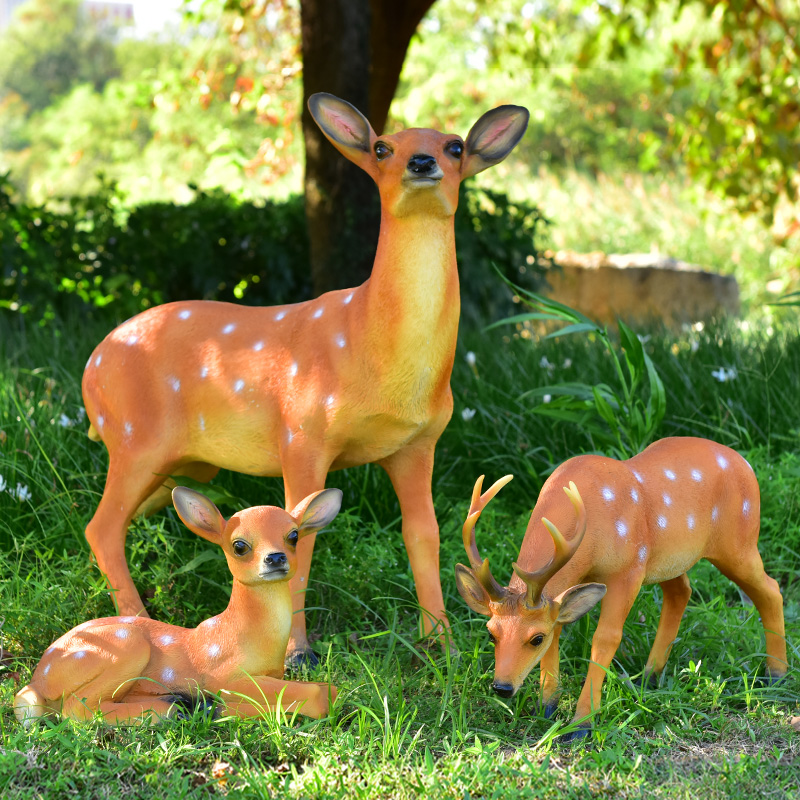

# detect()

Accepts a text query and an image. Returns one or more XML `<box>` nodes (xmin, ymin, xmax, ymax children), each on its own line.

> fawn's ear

<box><xmin>292</xmin><ymin>488</ymin><xmax>343</xmax><ymax>535</ymax></box>
<box><xmin>308</xmin><ymin>93</ymin><xmax>377</xmax><ymax>174</ymax></box>
<box><xmin>554</xmin><ymin>583</ymin><xmax>607</xmax><ymax>624</ymax></box>
<box><xmin>172</xmin><ymin>487</ymin><xmax>225</xmax><ymax>544</ymax></box>
<box><xmin>462</xmin><ymin>105</ymin><xmax>529</xmax><ymax>178</ymax></box>
<box><xmin>455</xmin><ymin>564</ymin><xmax>492</xmax><ymax>616</ymax></box>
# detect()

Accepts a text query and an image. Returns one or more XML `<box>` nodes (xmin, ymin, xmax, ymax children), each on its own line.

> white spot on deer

<box><xmin>208</xmin><ymin>643</ymin><xmax>221</xmax><ymax>658</ymax></box>
<box><xmin>743</xmin><ymin>499</ymin><xmax>751</xmax><ymax>516</ymax></box>
<box><xmin>161</xmin><ymin>667</ymin><xmax>176</xmax><ymax>683</ymax></box>
<box><xmin>335</xmin><ymin>334</ymin><xmax>346</xmax><ymax>348</ymax></box>
<box><xmin>253</xmin><ymin>340</ymin><xmax>264</xmax><ymax>352</ymax></box>
<box><xmin>74</xmin><ymin>651</ymin><xmax>86</xmax><ymax>659</ymax></box>
<box><xmin>313</xmin><ymin>307</ymin><xmax>324</xmax><ymax>319</ymax></box>
<box><xmin>179</xmin><ymin>310</ymin><xmax>191</xmax><ymax>320</ymax></box>
<box><xmin>199</xmin><ymin>414</ymin><xmax>205</xmax><ymax>431</ymax></box>
<box><xmin>326</xmin><ymin>395</ymin><xmax>335</xmax><ymax>407</ymax></box>
<box><xmin>663</xmin><ymin>493</ymin><xmax>672</xmax><ymax>507</ymax></box>
<box><xmin>687</xmin><ymin>513</ymin><xmax>695</xmax><ymax>530</ymax></box>
<box><xmin>124</xmin><ymin>421</ymin><xmax>133</xmax><ymax>437</ymax></box>
<box><xmin>126</xmin><ymin>335</ymin><xmax>139</xmax><ymax>346</ymax></box>
<box><xmin>222</xmin><ymin>323</ymin><xmax>236</xmax><ymax>334</ymax></box>
<box><xmin>286</xmin><ymin>429</ymin><xmax>294</xmax><ymax>444</ymax></box>
<box><xmin>275</xmin><ymin>310</ymin><xmax>286</xmax><ymax>321</ymax></box>
<box><xmin>615</xmin><ymin>520</ymin><xmax>627</xmax><ymax>537</ymax></box>
<box><xmin>43</xmin><ymin>664</ymin><xmax>51</xmax><ymax>676</ymax></box>
<box><xmin>691</xmin><ymin>469</ymin><xmax>702</xmax><ymax>482</ymax></box>
<box><xmin>638</xmin><ymin>545</ymin><xmax>648</xmax><ymax>562</ymax></box>
<box><xmin>632</xmin><ymin>470</ymin><xmax>644</xmax><ymax>483</ymax></box>
<box><xmin>234</xmin><ymin>379</ymin><xmax>245</xmax><ymax>393</ymax></box>
<box><xmin>602</xmin><ymin>487</ymin><xmax>615</xmax><ymax>501</ymax></box>
<box><xmin>712</xmin><ymin>506</ymin><xmax>719</xmax><ymax>522</ymax></box>
<box><xmin>657</xmin><ymin>515</ymin><xmax>667</xmax><ymax>529</ymax></box>
<box><xmin>202</xmin><ymin>617</ymin><xmax>219</xmax><ymax>628</ymax></box>
<box><xmin>160</xmin><ymin>635</ymin><xmax>176</xmax><ymax>646</ymax></box>
<box><xmin>169</xmin><ymin>376</ymin><xmax>181</xmax><ymax>392</ymax></box>
<box><xmin>120</xmin><ymin>617</ymin><xmax>136</xmax><ymax>624</ymax></box>
<box><xmin>664</xmin><ymin>469</ymin><xmax>676</xmax><ymax>481</ymax></box>
<box><xmin>94</xmin><ymin>354</ymin><xmax>102</xmax><ymax>368</ymax></box>
<box><xmin>97</xmin><ymin>415</ymin><xmax>105</xmax><ymax>429</ymax></box>
<box><xmin>716</xmin><ymin>454</ymin><xmax>728</xmax><ymax>470</ymax></box>
<box><xmin>631</xmin><ymin>488</ymin><xmax>639</xmax><ymax>503</ymax></box>
<box><xmin>200</xmin><ymin>366</ymin><xmax>209</xmax><ymax>379</ymax></box>
<box><xmin>344</xmin><ymin>292</ymin><xmax>354</xmax><ymax>304</ymax></box>
<box><xmin>289</xmin><ymin>362</ymin><xmax>298</xmax><ymax>377</ymax></box>
<box><xmin>115</xmin><ymin>628</ymin><xmax>130</xmax><ymax>639</ymax></box>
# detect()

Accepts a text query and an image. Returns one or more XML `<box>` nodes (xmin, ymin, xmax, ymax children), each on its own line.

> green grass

<box><xmin>2</xmin><ymin>311</ymin><xmax>800</xmax><ymax>798</ymax></box>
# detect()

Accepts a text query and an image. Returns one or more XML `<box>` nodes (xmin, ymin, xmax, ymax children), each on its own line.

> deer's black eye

<box><xmin>530</xmin><ymin>634</ymin><xmax>545</xmax><ymax>647</ymax></box>
<box><xmin>232</xmin><ymin>540</ymin><xmax>251</xmax><ymax>557</ymax></box>
<box><xmin>374</xmin><ymin>142</ymin><xmax>392</xmax><ymax>160</ymax></box>
<box><xmin>286</xmin><ymin>530</ymin><xmax>299</xmax><ymax>547</ymax></box>
<box><xmin>446</xmin><ymin>140</ymin><xmax>464</xmax><ymax>159</ymax></box>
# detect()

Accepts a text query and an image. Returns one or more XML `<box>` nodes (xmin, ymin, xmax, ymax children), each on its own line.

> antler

<box><xmin>462</xmin><ymin>474</ymin><xmax>514</xmax><ymax>601</ymax></box>
<box><xmin>513</xmin><ymin>481</ymin><xmax>586</xmax><ymax>608</ymax></box>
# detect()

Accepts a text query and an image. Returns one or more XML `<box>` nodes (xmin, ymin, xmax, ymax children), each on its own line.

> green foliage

<box><xmin>489</xmin><ymin>289</ymin><xmax>666</xmax><ymax>459</ymax></box>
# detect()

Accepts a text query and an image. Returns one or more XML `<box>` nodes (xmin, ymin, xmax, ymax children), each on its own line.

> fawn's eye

<box><xmin>446</xmin><ymin>140</ymin><xmax>463</xmax><ymax>158</ymax></box>
<box><xmin>374</xmin><ymin>141</ymin><xmax>392</xmax><ymax>160</ymax></box>
<box><xmin>530</xmin><ymin>634</ymin><xmax>545</xmax><ymax>647</ymax></box>
<box><xmin>232</xmin><ymin>539</ymin><xmax>251</xmax><ymax>557</ymax></box>
<box><xmin>286</xmin><ymin>530</ymin><xmax>299</xmax><ymax>547</ymax></box>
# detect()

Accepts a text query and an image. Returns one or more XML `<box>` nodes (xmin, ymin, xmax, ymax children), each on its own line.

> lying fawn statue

<box><xmin>14</xmin><ymin>487</ymin><xmax>341</xmax><ymax>726</ymax></box>
<box><xmin>455</xmin><ymin>437</ymin><xmax>787</xmax><ymax>739</ymax></box>
<box><xmin>80</xmin><ymin>93</ymin><xmax>529</xmax><ymax>664</ymax></box>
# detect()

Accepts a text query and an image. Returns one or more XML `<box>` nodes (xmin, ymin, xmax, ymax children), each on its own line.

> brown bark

<box><xmin>301</xmin><ymin>0</ymin><xmax>435</xmax><ymax>295</ymax></box>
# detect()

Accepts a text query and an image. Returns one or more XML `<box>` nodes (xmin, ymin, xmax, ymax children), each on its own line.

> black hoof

<box><xmin>543</xmin><ymin>702</ymin><xmax>558</xmax><ymax>720</ymax></box>
<box><xmin>759</xmin><ymin>669</ymin><xmax>787</xmax><ymax>687</ymax></box>
<box><xmin>632</xmin><ymin>671</ymin><xmax>658</xmax><ymax>689</ymax></box>
<box><xmin>167</xmin><ymin>693</ymin><xmax>218</xmax><ymax>721</ymax></box>
<box><xmin>285</xmin><ymin>647</ymin><xmax>320</xmax><ymax>670</ymax></box>
<box><xmin>560</xmin><ymin>724</ymin><xmax>591</xmax><ymax>743</ymax></box>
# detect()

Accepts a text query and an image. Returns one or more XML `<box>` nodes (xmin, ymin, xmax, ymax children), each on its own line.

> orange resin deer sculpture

<box><xmin>80</xmin><ymin>95</ymin><xmax>529</xmax><ymax>663</ymax></box>
<box><xmin>456</xmin><ymin>437</ymin><xmax>787</xmax><ymax>739</ymax></box>
<box><xmin>14</xmin><ymin>486</ymin><xmax>341</xmax><ymax>726</ymax></box>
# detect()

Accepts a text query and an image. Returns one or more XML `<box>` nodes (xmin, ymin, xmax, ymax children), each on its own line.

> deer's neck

<box><xmin>217</xmin><ymin>579</ymin><xmax>292</xmax><ymax>647</ymax></box>
<box><xmin>362</xmin><ymin>211</ymin><xmax>460</xmax><ymax>364</ymax></box>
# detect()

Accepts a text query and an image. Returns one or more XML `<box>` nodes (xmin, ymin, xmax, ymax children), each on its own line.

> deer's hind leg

<box><xmin>708</xmin><ymin>552</ymin><xmax>787</xmax><ymax>679</ymax></box>
<box><xmin>642</xmin><ymin>574</ymin><xmax>692</xmax><ymax>683</ymax></box>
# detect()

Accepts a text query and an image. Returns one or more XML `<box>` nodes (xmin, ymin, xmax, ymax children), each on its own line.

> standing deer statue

<box><xmin>455</xmin><ymin>437</ymin><xmax>787</xmax><ymax>739</ymax></box>
<box><xmin>14</xmin><ymin>487</ymin><xmax>341</xmax><ymax>727</ymax></box>
<box><xmin>80</xmin><ymin>94</ymin><xmax>529</xmax><ymax>664</ymax></box>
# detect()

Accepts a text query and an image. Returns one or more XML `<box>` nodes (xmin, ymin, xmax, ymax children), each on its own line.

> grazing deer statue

<box><xmin>455</xmin><ymin>437</ymin><xmax>787</xmax><ymax>739</ymax></box>
<box><xmin>14</xmin><ymin>487</ymin><xmax>341</xmax><ymax>727</ymax></box>
<box><xmin>79</xmin><ymin>94</ymin><xmax>529</xmax><ymax>663</ymax></box>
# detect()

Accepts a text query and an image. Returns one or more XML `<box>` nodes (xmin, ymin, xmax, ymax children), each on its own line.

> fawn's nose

<box><xmin>407</xmin><ymin>154</ymin><xmax>437</xmax><ymax>174</ymax></box>
<box><xmin>264</xmin><ymin>552</ymin><xmax>288</xmax><ymax>569</ymax></box>
<box><xmin>492</xmin><ymin>681</ymin><xmax>515</xmax><ymax>698</ymax></box>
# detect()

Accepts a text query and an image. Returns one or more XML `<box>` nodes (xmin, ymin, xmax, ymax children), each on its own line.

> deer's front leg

<box><xmin>381</xmin><ymin>440</ymin><xmax>451</xmax><ymax>646</ymax></box>
<box><xmin>568</xmin><ymin>575</ymin><xmax>642</xmax><ymax>740</ymax></box>
<box><xmin>219</xmin><ymin>676</ymin><xmax>337</xmax><ymax>720</ymax></box>
<box><xmin>539</xmin><ymin>623</ymin><xmax>562</xmax><ymax>718</ymax></box>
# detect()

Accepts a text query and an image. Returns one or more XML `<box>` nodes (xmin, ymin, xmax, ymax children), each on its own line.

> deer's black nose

<box><xmin>407</xmin><ymin>154</ymin><xmax>437</xmax><ymax>174</ymax></box>
<box><xmin>492</xmin><ymin>681</ymin><xmax>515</xmax><ymax>698</ymax></box>
<box><xmin>264</xmin><ymin>552</ymin><xmax>287</xmax><ymax>568</ymax></box>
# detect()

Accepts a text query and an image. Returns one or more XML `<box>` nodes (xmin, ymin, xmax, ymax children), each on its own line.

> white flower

<box><xmin>690</xmin><ymin>338</ymin><xmax>699</xmax><ymax>353</ymax></box>
<box><xmin>542</xmin><ymin>394</ymin><xmax>552</xmax><ymax>404</ymax></box>
<box><xmin>14</xmin><ymin>484</ymin><xmax>31</xmax><ymax>502</ymax></box>
<box><xmin>0</xmin><ymin>475</ymin><xmax>6</xmax><ymax>492</ymax></box>
<box><xmin>465</xmin><ymin>351</ymin><xmax>476</xmax><ymax>367</ymax></box>
<box><xmin>712</xmin><ymin>367</ymin><xmax>737</xmax><ymax>383</ymax></box>
<box><xmin>461</xmin><ymin>407</ymin><xmax>477</xmax><ymax>421</ymax></box>
<box><xmin>539</xmin><ymin>356</ymin><xmax>555</xmax><ymax>370</ymax></box>
<box><xmin>58</xmin><ymin>413</ymin><xmax>72</xmax><ymax>427</ymax></box>
<box><xmin>562</xmin><ymin>358</ymin><xmax>572</xmax><ymax>368</ymax></box>
<box><xmin>76</xmin><ymin>407</ymin><xmax>86</xmax><ymax>422</ymax></box>
<box><xmin>637</xmin><ymin>334</ymin><xmax>651</xmax><ymax>344</ymax></box>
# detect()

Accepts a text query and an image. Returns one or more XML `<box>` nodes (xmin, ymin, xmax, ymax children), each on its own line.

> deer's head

<box><xmin>172</xmin><ymin>487</ymin><xmax>342</xmax><ymax>587</ymax></box>
<box><xmin>454</xmin><ymin>477</ymin><xmax>606</xmax><ymax>697</ymax></box>
<box><xmin>308</xmin><ymin>93</ymin><xmax>529</xmax><ymax>219</ymax></box>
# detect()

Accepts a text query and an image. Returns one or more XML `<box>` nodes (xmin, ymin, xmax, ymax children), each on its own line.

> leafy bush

<box><xmin>0</xmin><ymin>175</ymin><xmax>549</xmax><ymax>328</ymax></box>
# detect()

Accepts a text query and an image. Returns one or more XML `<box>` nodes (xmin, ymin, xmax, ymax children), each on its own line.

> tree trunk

<box><xmin>301</xmin><ymin>0</ymin><xmax>435</xmax><ymax>296</ymax></box>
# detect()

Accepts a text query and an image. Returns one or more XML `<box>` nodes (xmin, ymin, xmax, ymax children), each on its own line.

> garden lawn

<box><xmin>1</xmin><ymin>312</ymin><xmax>799</xmax><ymax>799</ymax></box>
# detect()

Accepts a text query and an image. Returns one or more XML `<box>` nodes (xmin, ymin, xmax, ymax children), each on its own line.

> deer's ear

<box><xmin>455</xmin><ymin>564</ymin><xmax>492</xmax><ymax>616</ymax></box>
<box><xmin>292</xmin><ymin>488</ymin><xmax>343</xmax><ymax>535</ymax></box>
<box><xmin>308</xmin><ymin>93</ymin><xmax>377</xmax><ymax>173</ymax></box>
<box><xmin>172</xmin><ymin>487</ymin><xmax>225</xmax><ymax>545</ymax></box>
<box><xmin>462</xmin><ymin>105</ymin><xmax>529</xmax><ymax>178</ymax></box>
<box><xmin>554</xmin><ymin>583</ymin><xmax>607</xmax><ymax>624</ymax></box>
